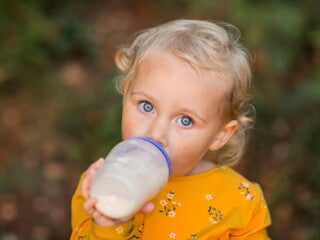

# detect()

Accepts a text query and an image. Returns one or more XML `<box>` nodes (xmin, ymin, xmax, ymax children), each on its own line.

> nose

<box><xmin>146</xmin><ymin>117</ymin><xmax>168</xmax><ymax>147</ymax></box>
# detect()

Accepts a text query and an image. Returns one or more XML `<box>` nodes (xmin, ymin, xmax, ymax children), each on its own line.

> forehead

<box><xmin>136</xmin><ymin>51</ymin><xmax>226</xmax><ymax>91</ymax></box>
<box><xmin>130</xmin><ymin>51</ymin><xmax>227</xmax><ymax>114</ymax></box>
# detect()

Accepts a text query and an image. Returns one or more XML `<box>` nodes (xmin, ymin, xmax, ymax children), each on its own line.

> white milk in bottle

<box><xmin>90</xmin><ymin>137</ymin><xmax>171</xmax><ymax>219</ymax></box>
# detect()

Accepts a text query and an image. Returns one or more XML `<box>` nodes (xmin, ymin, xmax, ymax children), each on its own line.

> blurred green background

<box><xmin>0</xmin><ymin>0</ymin><xmax>319</xmax><ymax>239</ymax></box>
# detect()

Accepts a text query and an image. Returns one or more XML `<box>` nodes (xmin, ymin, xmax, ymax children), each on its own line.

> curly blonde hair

<box><xmin>114</xmin><ymin>19</ymin><xmax>255</xmax><ymax>166</ymax></box>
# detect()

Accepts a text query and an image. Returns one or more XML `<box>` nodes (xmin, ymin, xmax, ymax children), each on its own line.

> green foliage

<box><xmin>0</xmin><ymin>0</ymin><xmax>95</xmax><ymax>93</ymax></box>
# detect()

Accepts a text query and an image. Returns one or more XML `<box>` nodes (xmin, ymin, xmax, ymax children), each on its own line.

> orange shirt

<box><xmin>71</xmin><ymin>166</ymin><xmax>271</xmax><ymax>239</ymax></box>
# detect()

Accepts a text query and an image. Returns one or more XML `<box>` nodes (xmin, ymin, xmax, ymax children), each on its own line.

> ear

<box><xmin>209</xmin><ymin>120</ymin><xmax>238</xmax><ymax>151</ymax></box>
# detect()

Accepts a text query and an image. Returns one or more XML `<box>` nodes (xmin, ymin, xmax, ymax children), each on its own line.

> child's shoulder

<box><xmin>208</xmin><ymin>166</ymin><xmax>265</xmax><ymax>199</ymax></box>
<box><xmin>168</xmin><ymin>165</ymin><xmax>268</xmax><ymax>210</ymax></box>
<box><xmin>174</xmin><ymin>165</ymin><xmax>264</xmax><ymax>197</ymax></box>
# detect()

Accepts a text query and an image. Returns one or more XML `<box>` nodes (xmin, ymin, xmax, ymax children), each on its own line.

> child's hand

<box><xmin>81</xmin><ymin>158</ymin><xmax>155</xmax><ymax>226</ymax></box>
<box><xmin>82</xmin><ymin>158</ymin><xmax>117</xmax><ymax>226</ymax></box>
<box><xmin>81</xmin><ymin>158</ymin><xmax>104</xmax><ymax>202</ymax></box>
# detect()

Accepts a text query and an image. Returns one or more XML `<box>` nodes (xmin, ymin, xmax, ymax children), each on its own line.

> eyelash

<box><xmin>177</xmin><ymin>115</ymin><xmax>194</xmax><ymax>128</ymax></box>
<box><xmin>138</xmin><ymin>101</ymin><xmax>154</xmax><ymax>113</ymax></box>
<box><xmin>137</xmin><ymin>100</ymin><xmax>194</xmax><ymax>128</ymax></box>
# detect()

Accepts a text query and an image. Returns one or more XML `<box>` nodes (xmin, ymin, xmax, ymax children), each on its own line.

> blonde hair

<box><xmin>114</xmin><ymin>19</ymin><xmax>255</xmax><ymax>166</ymax></box>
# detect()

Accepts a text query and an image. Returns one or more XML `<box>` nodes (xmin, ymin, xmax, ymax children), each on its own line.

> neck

<box><xmin>187</xmin><ymin>159</ymin><xmax>216</xmax><ymax>175</ymax></box>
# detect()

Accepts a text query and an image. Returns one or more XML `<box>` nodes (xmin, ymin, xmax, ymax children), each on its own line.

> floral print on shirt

<box><xmin>116</xmin><ymin>226</ymin><xmax>123</xmax><ymax>233</ymax></box>
<box><xmin>128</xmin><ymin>223</ymin><xmax>144</xmax><ymax>240</ymax></box>
<box><xmin>205</xmin><ymin>194</ymin><xmax>223</xmax><ymax>224</ymax></box>
<box><xmin>152</xmin><ymin>178</ymin><xmax>266</xmax><ymax>238</ymax></box>
<box><xmin>238</xmin><ymin>182</ymin><xmax>254</xmax><ymax>200</ymax></box>
<box><xmin>169</xmin><ymin>232</ymin><xmax>177</xmax><ymax>238</ymax></box>
<box><xmin>159</xmin><ymin>191</ymin><xmax>182</xmax><ymax>217</ymax></box>
<box><xmin>208</xmin><ymin>206</ymin><xmax>223</xmax><ymax>224</ymax></box>
<box><xmin>190</xmin><ymin>233</ymin><xmax>198</xmax><ymax>239</ymax></box>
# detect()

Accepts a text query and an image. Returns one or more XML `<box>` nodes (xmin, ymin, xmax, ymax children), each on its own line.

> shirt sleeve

<box><xmin>230</xmin><ymin>183</ymin><xmax>272</xmax><ymax>240</ymax></box>
<box><xmin>70</xmin><ymin>173</ymin><xmax>144</xmax><ymax>240</ymax></box>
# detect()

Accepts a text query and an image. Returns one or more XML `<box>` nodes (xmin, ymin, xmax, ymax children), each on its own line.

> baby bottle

<box><xmin>90</xmin><ymin>137</ymin><xmax>171</xmax><ymax>219</ymax></box>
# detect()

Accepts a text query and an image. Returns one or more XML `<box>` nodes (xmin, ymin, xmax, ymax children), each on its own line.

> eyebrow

<box><xmin>130</xmin><ymin>91</ymin><xmax>155</xmax><ymax>100</ymax></box>
<box><xmin>180</xmin><ymin>107</ymin><xmax>207</xmax><ymax>125</ymax></box>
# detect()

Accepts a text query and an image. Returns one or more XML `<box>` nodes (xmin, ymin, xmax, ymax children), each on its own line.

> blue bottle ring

<box><xmin>132</xmin><ymin>137</ymin><xmax>171</xmax><ymax>176</ymax></box>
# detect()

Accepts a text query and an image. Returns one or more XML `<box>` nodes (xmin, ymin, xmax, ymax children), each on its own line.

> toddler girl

<box><xmin>71</xmin><ymin>19</ymin><xmax>271</xmax><ymax>239</ymax></box>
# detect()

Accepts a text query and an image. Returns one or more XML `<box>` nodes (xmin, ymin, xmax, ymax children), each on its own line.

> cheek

<box><xmin>169</xmin><ymin>143</ymin><xmax>199</xmax><ymax>172</ymax></box>
<box><xmin>121</xmin><ymin>107</ymin><xmax>146</xmax><ymax>139</ymax></box>
<box><xmin>169</xmin><ymin>138</ymin><xmax>210</xmax><ymax>174</ymax></box>
<box><xmin>121</xmin><ymin>109</ymin><xmax>136</xmax><ymax>139</ymax></box>
<box><xmin>121</xmin><ymin>121</ymin><xmax>134</xmax><ymax>140</ymax></box>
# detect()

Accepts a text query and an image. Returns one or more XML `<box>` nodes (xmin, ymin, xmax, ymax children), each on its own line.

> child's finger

<box><xmin>81</xmin><ymin>158</ymin><xmax>104</xmax><ymax>198</ymax></box>
<box><xmin>81</xmin><ymin>174</ymin><xmax>93</xmax><ymax>198</ymax></box>
<box><xmin>140</xmin><ymin>202</ymin><xmax>155</xmax><ymax>214</ymax></box>
<box><xmin>87</xmin><ymin>158</ymin><xmax>104</xmax><ymax>176</ymax></box>
<box><xmin>83</xmin><ymin>197</ymin><xmax>96</xmax><ymax>215</ymax></box>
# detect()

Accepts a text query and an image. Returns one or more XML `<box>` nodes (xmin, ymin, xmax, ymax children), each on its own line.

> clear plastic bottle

<box><xmin>90</xmin><ymin>137</ymin><xmax>171</xmax><ymax>219</ymax></box>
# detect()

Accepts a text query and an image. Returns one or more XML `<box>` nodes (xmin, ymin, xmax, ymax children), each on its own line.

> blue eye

<box><xmin>139</xmin><ymin>101</ymin><xmax>154</xmax><ymax>113</ymax></box>
<box><xmin>177</xmin><ymin>116</ymin><xmax>193</xmax><ymax>127</ymax></box>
